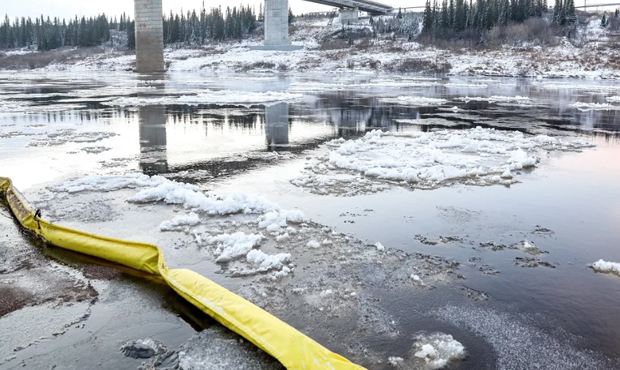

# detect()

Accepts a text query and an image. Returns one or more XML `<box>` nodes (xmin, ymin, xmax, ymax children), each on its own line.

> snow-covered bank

<box><xmin>3</xmin><ymin>15</ymin><xmax>618</xmax><ymax>80</ymax></box>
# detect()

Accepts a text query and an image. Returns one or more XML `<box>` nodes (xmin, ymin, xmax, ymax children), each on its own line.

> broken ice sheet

<box><xmin>292</xmin><ymin>127</ymin><xmax>593</xmax><ymax>196</ymax></box>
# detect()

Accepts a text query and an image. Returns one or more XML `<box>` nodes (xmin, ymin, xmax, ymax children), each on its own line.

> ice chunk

<box><xmin>571</xmin><ymin>102</ymin><xmax>618</xmax><ymax>111</ymax></box>
<box><xmin>159</xmin><ymin>212</ymin><xmax>200</xmax><ymax>231</ymax></box>
<box><xmin>306</xmin><ymin>240</ymin><xmax>320</xmax><ymax>249</ymax></box>
<box><xmin>591</xmin><ymin>259</ymin><xmax>620</xmax><ymax>276</ymax></box>
<box><xmin>129</xmin><ymin>181</ymin><xmax>276</xmax><ymax>215</ymax></box>
<box><xmin>246</xmin><ymin>249</ymin><xmax>291</xmax><ymax>271</ymax></box>
<box><xmin>413</xmin><ymin>333</ymin><xmax>466</xmax><ymax>369</ymax></box>
<box><xmin>202</xmin><ymin>232</ymin><xmax>264</xmax><ymax>263</ymax></box>
<box><xmin>380</xmin><ymin>96</ymin><xmax>448</xmax><ymax>106</ymax></box>
<box><xmin>375</xmin><ymin>242</ymin><xmax>386</xmax><ymax>251</ymax></box>
<box><xmin>258</xmin><ymin>210</ymin><xmax>305</xmax><ymax>231</ymax></box>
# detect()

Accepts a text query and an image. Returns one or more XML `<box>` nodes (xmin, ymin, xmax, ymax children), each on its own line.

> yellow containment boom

<box><xmin>0</xmin><ymin>176</ymin><xmax>365</xmax><ymax>370</ymax></box>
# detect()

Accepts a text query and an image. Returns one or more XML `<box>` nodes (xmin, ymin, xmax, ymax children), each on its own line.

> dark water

<box><xmin>1</xmin><ymin>71</ymin><xmax>620</xmax><ymax>368</ymax></box>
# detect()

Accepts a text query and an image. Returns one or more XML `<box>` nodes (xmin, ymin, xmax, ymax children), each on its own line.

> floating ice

<box><xmin>380</xmin><ymin>96</ymin><xmax>448</xmax><ymax>106</ymax></box>
<box><xmin>294</xmin><ymin>127</ymin><xmax>593</xmax><ymax>194</ymax></box>
<box><xmin>258</xmin><ymin>210</ymin><xmax>305</xmax><ymax>232</ymax></box>
<box><xmin>375</xmin><ymin>242</ymin><xmax>385</xmax><ymax>251</ymax></box>
<box><xmin>129</xmin><ymin>181</ymin><xmax>276</xmax><ymax>215</ymax></box>
<box><xmin>571</xmin><ymin>102</ymin><xmax>619</xmax><ymax>111</ymax></box>
<box><xmin>606</xmin><ymin>96</ymin><xmax>620</xmax><ymax>103</ymax></box>
<box><xmin>412</xmin><ymin>332</ymin><xmax>466</xmax><ymax>369</ymax></box>
<box><xmin>51</xmin><ymin>174</ymin><xmax>166</xmax><ymax>193</ymax></box>
<box><xmin>159</xmin><ymin>212</ymin><xmax>200</xmax><ymax>231</ymax></box>
<box><xmin>246</xmin><ymin>249</ymin><xmax>291</xmax><ymax>271</ymax></box>
<box><xmin>104</xmin><ymin>90</ymin><xmax>303</xmax><ymax>107</ymax></box>
<box><xmin>591</xmin><ymin>259</ymin><xmax>620</xmax><ymax>276</ymax></box>
<box><xmin>200</xmin><ymin>232</ymin><xmax>264</xmax><ymax>263</ymax></box>
<box><xmin>457</xmin><ymin>95</ymin><xmax>532</xmax><ymax>104</ymax></box>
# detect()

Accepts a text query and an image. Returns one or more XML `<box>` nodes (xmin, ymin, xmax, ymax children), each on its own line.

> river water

<box><xmin>1</xmin><ymin>70</ymin><xmax>619</xmax><ymax>369</ymax></box>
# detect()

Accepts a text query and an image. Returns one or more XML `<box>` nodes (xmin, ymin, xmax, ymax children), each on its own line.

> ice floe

<box><xmin>412</xmin><ymin>333</ymin><xmax>466</xmax><ymax>369</ymax></box>
<box><xmin>128</xmin><ymin>181</ymin><xmax>276</xmax><ymax>215</ymax></box>
<box><xmin>380</xmin><ymin>96</ymin><xmax>448</xmax><ymax>106</ymax></box>
<box><xmin>103</xmin><ymin>90</ymin><xmax>303</xmax><ymax>107</ymax></box>
<box><xmin>571</xmin><ymin>102</ymin><xmax>620</xmax><ymax>111</ymax></box>
<box><xmin>51</xmin><ymin>174</ymin><xmax>165</xmax><ymax>193</ymax></box>
<box><xmin>606</xmin><ymin>96</ymin><xmax>620</xmax><ymax>103</ymax></box>
<box><xmin>457</xmin><ymin>95</ymin><xmax>532</xmax><ymax>104</ymax></box>
<box><xmin>293</xmin><ymin>127</ymin><xmax>593</xmax><ymax>195</ymax></box>
<box><xmin>591</xmin><ymin>259</ymin><xmax>620</xmax><ymax>276</ymax></box>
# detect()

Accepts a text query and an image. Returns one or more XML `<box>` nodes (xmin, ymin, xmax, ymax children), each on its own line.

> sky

<box><xmin>1</xmin><ymin>0</ymin><xmax>612</xmax><ymax>20</ymax></box>
<box><xmin>1</xmin><ymin>0</ymin><xmax>420</xmax><ymax>20</ymax></box>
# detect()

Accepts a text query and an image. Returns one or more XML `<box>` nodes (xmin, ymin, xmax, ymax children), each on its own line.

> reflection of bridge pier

<box><xmin>265</xmin><ymin>103</ymin><xmax>290</xmax><ymax>150</ymax></box>
<box><xmin>139</xmin><ymin>106</ymin><xmax>169</xmax><ymax>174</ymax></box>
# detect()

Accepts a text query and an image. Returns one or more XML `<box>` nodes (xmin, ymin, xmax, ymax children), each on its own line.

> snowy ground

<box><xmin>2</xmin><ymin>16</ymin><xmax>618</xmax><ymax>80</ymax></box>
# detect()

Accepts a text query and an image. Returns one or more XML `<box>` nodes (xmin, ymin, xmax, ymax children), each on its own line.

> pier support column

<box><xmin>134</xmin><ymin>0</ymin><xmax>165</xmax><ymax>73</ymax></box>
<box><xmin>264</xmin><ymin>0</ymin><xmax>291</xmax><ymax>48</ymax></box>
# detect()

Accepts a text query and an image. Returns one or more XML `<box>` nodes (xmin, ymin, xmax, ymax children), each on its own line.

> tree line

<box><xmin>0</xmin><ymin>14</ymin><xmax>115</xmax><ymax>50</ymax></box>
<box><xmin>0</xmin><ymin>4</ymin><xmax>261</xmax><ymax>51</ymax></box>
<box><xmin>421</xmin><ymin>0</ymin><xmax>575</xmax><ymax>39</ymax></box>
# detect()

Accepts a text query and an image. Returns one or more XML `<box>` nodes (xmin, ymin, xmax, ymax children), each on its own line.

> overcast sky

<box><xmin>2</xmin><ymin>0</ymin><xmax>424</xmax><ymax>19</ymax></box>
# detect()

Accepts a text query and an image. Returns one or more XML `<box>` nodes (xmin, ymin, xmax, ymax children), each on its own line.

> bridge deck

<box><xmin>304</xmin><ymin>0</ymin><xmax>393</xmax><ymax>14</ymax></box>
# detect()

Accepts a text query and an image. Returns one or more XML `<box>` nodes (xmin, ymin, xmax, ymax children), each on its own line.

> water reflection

<box><xmin>139</xmin><ymin>105</ymin><xmax>169</xmax><ymax>175</ymax></box>
<box><xmin>265</xmin><ymin>102</ymin><xmax>290</xmax><ymax>151</ymax></box>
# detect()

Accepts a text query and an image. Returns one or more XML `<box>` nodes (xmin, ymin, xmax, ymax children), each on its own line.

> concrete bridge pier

<box><xmin>339</xmin><ymin>8</ymin><xmax>360</xmax><ymax>25</ymax></box>
<box><xmin>264</xmin><ymin>0</ymin><xmax>291</xmax><ymax>48</ymax></box>
<box><xmin>134</xmin><ymin>0</ymin><xmax>165</xmax><ymax>73</ymax></box>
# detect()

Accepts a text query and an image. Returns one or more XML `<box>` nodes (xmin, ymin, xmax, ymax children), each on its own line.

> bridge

<box><xmin>306</xmin><ymin>0</ymin><xmax>393</xmax><ymax>15</ymax></box>
<box><xmin>133</xmin><ymin>0</ymin><xmax>393</xmax><ymax>73</ymax></box>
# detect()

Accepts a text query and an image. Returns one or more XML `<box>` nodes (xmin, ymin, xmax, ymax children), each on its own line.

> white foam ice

<box><xmin>380</xmin><ymin>96</ymin><xmax>448</xmax><ymax>106</ymax></box>
<box><xmin>159</xmin><ymin>212</ymin><xmax>201</xmax><ymax>231</ymax></box>
<box><xmin>591</xmin><ymin>259</ymin><xmax>620</xmax><ymax>276</ymax></box>
<box><xmin>413</xmin><ymin>332</ymin><xmax>466</xmax><ymax>369</ymax></box>
<box><xmin>310</xmin><ymin>127</ymin><xmax>592</xmax><ymax>190</ymax></box>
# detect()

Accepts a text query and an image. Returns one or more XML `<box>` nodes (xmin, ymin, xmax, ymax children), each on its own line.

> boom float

<box><xmin>0</xmin><ymin>177</ymin><xmax>365</xmax><ymax>370</ymax></box>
